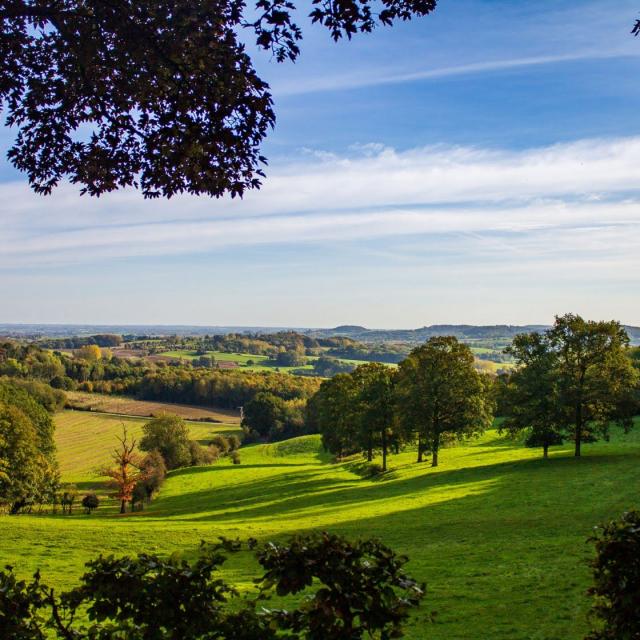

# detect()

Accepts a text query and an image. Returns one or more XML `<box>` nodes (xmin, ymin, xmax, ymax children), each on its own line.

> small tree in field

<box><xmin>102</xmin><ymin>428</ymin><xmax>144</xmax><ymax>514</ymax></box>
<box><xmin>140</xmin><ymin>415</ymin><xmax>191</xmax><ymax>470</ymax></box>
<box><xmin>81</xmin><ymin>493</ymin><xmax>99</xmax><ymax>515</ymax></box>
<box><xmin>60</xmin><ymin>485</ymin><xmax>77</xmax><ymax>515</ymax></box>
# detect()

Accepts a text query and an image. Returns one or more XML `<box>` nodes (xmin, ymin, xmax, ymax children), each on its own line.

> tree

<box><xmin>102</xmin><ymin>428</ymin><xmax>144</xmax><ymax>514</ymax></box>
<box><xmin>501</xmin><ymin>333</ymin><xmax>565</xmax><ymax>458</ymax></box>
<box><xmin>352</xmin><ymin>363</ymin><xmax>395</xmax><ymax>470</ymax></box>
<box><xmin>139</xmin><ymin>414</ymin><xmax>191</xmax><ymax>470</ymax></box>
<box><xmin>585</xmin><ymin>511</ymin><xmax>640</xmax><ymax>639</ymax></box>
<box><xmin>60</xmin><ymin>484</ymin><xmax>77</xmax><ymax>515</ymax></box>
<box><xmin>242</xmin><ymin>392</ymin><xmax>284</xmax><ymax>440</ymax></box>
<box><xmin>505</xmin><ymin>315</ymin><xmax>638</xmax><ymax>458</ymax></box>
<box><xmin>77</xmin><ymin>344</ymin><xmax>102</xmax><ymax>361</ymax></box>
<box><xmin>395</xmin><ymin>337</ymin><xmax>493</xmax><ymax>467</ymax></box>
<box><xmin>310</xmin><ymin>373</ymin><xmax>359</xmax><ymax>458</ymax></box>
<box><xmin>137</xmin><ymin>449</ymin><xmax>167</xmax><ymax>502</ymax></box>
<box><xmin>0</xmin><ymin>402</ymin><xmax>42</xmax><ymax>514</ymax></box>
<box><xmin>0</xmin><ymin>0</ymin><xmax>438</xmax><ymax>200</ymax></box>
<box><xmin>0</xmin><ymin>533</ymin><xmax>424</xmax><ymax>639</ymax></box>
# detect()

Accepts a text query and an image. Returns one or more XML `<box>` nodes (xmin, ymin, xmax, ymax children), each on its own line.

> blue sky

<box><xmin>1</xmin><ymin>0</ymin><xmax>640</xmax><ymax>327</ymax></box>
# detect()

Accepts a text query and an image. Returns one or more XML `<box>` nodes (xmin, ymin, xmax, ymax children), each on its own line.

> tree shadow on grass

<box><xmin>148</xmin><ymin>445</ymin><xmax>640</xmax><ymax>525</ymax></box>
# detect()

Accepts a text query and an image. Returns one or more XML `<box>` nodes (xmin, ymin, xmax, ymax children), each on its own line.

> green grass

<box><xmin>55</xmin><ymin>410</ymin><xmax>242</xmax><ymax>487</ymax></box>
<box><xmin>158</xmin><ymin>350</ymin><xmax>316</xmax><ymax>373</ymax></box>
<box><xmin>1</xmin><ymin>413</ymin><xmax>639</xmax><ymax>639</ymax></box>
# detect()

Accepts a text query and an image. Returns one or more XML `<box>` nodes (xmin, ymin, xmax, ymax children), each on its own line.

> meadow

<box><xmin>157</xmin><ymin>349</ymin><xmax>395</xmax><ymax>373</ymax></box>
<box><xmin>1</xmin><ymin>409</ymin><xmax>639</xmax><ymax>639</ymax></box>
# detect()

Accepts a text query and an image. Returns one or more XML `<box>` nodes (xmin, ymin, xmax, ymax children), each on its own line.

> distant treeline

<box><xmin>0</xmin><ymin>342</ymin><xmax>320</xmax><ymax>408</ymax></box>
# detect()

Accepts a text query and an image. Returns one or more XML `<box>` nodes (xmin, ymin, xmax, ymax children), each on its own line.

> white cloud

<box><xmin>1</xmin><ymin>136</ymin><xmax>639</xmax><ymax>269</ymax></box>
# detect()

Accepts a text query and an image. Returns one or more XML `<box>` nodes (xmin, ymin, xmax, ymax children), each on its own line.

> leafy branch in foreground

<box><xmin>0</xmin><ymin>0</ymin><xmax>438</xmax><ymax>199</ymax></box>
<box><xmin>585</xmin><ymin>510</ymin><xmax>640</xmax><ymax>640</ymax></box>
<box><xmin>0</xmin><ymin>533</ymin><xmax>425</xmax><ymax>639</ymax></box>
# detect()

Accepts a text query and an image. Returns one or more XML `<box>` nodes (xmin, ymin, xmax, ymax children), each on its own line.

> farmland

<box><xmin>1</xmin><ymin>409</ymin><xmax>639</xmax><ymax>639</ymax></box>
<box><xmin>65</xmin><ymin>391</ymin><xmax>241</xmax><ymax>423</ymax></box>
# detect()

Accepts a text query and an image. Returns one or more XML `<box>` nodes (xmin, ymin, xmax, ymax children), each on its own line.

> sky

<box><xmin>1</xmin><ymin>0</ymin><xmax>640</xmax><ymax>328</ymax></box>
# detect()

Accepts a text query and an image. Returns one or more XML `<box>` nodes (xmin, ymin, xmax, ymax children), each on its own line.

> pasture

<box><xmin>1</xmin><ymin>412</ymin><xmax>639</xmax><ymax>639</ymax></box>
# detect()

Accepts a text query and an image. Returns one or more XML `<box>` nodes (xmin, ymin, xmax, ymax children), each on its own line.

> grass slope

<box><xmin>56</xmin><ymin>410</ymin><xmax>242</xmax><ymax>487</ymax></box>
<box><xmin>1</xmin><ymin>415</ymin><xmax>639</xmax><ymax>639</ymax></box>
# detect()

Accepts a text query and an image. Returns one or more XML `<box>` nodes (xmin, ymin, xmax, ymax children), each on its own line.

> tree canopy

<box><xmin>395</xmin><ymin>337</ymin><xmax>493</xmax><ymax>467</ymax></box>
<box><xmin>1</xmin><ymin>0</ymin><xmax>437</xmax><ymax>199</ymax></box>
<box><xmin>504</xmin><ymin>314</ymin><xmax>638</xmax><ymax>458</ymax></box>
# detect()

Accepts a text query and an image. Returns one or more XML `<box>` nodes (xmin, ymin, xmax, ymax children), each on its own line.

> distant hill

<box><xmin>1</xmin><ymin>322</ymin><xmax>639</xmax><ymax>345</ymax></box>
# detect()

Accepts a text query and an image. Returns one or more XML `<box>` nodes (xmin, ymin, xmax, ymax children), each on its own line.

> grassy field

<box><xmin>65</xmin><ymin>391</ymin><xmax>241</xmax><ymax>423</ymax></box>
<box><xmin>1</xmin><ymin>413</ymin><xmax>639</xmax><ymax>639</ymax></box>
<box><xmin>55</xmin><ymin>410</ymin><xmax>242</xmax><ymax>488</ymax></box>
<box><xmin>158</xmin><ymin>350</ymin><xmax>316</xmax><ymax>373</ymax></box>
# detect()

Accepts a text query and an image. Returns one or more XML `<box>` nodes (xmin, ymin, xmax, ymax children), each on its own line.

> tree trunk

<box><xmin>575</xmin><ymin>404</ymin><xmax>582</xmax><ymax>457</ymax></box>
<box><xmin>417</xmin><ymin>438</ymin><xmax>423</xmax><ymax>463</ymax></box>
<box><xmin>120</xmin><ymin>499</ymin><xmax>126</xmax><ymax>514</ymax></box>
<box><xmin>431</xmin><ymin>434</ymin><xmax>440</xmax><ymax>468</ymax></box>
<box><xmin>382</xmin><ymin>429</ymin><xmax>387</xmax><ymax>472</ymax></box>
<box><xmin>543</xmin><ymin>443</ymin><xmax>548</xmax><ymax>459</ymax></box>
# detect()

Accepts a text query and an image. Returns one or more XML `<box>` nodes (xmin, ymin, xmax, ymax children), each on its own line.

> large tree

<box><xmin>311</xmin><ymin>373</ymin><xmax>359</xmax><ymax>458</ymax></box>
<box><xmin>501</xmin><ymin>332</ymin><xmax>564</xmax><ymax>458</ymax></box>
<box><xmin>395</xmin><ymin>336</ymin><xmax>493</xmax><ymax>467</ymax></box>
<box><xmin>505</xmin><ymin>314</ymin><xmax>638</xmax><ymax>458</ymax></box>
<box><xmin>352</xmin><ymin>362</ymin><xmax>395</xmax><ymax>471</ymax></box>
<box><xmin>0</xmin><ymin>0</ymin><xmax>437</xmax><ymax>199</ymax></box>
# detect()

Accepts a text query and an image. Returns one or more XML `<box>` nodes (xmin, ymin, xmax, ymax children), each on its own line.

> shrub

<box><xmin>209</xmin><ymin>434</ymin><xmax>230</xmax><ymax>454</ymax></box>
<box><xmin>0</xmin><ymin>534</ymin><xmax>424</xmax><ymax>639</ymax></box>
<box><xmin>585</xmin><ymin>510</ymin><xmax>640</xmax><ymax>639</ymax></box>
<box><xmin>139</xmin><ymin>450</ymin><xmax>167</xmax><ymax>501</ymax></box>
<box><xmin>227</xmin><ymin>434</ymin><xmax>241</xmax><ymax>451</ymax></box>
<box><xmin>140</xmin><ymin>415</ymin><xmax>191</xmax><ymax>470</ymax></box>
<box><xmin>230</xmin><ymin>450</ymin><xmax>241</xmax><ymax>465</ymax></box>
<box><xmin>81</xmin><ymin>494</ymin><xmax>99</xmax><ymax>515</ymax></box>
<box><xmin>367</xmin><ymin>463</ymin><xmax>384</xmax><ymax>477</ymax></box>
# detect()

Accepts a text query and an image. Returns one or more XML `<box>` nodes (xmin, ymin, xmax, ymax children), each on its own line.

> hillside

<box><xmin>1</xmin><ymin>413</ymin><xmax>639</xmax><ymax>639</ymax></box>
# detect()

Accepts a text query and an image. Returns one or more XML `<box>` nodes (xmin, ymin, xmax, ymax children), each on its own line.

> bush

<box><xmin>139</xmin><ymin>450</ymin><xmax>166</xmax><ymax>501</ymax></box>
<box><xmin>0</xmin><ymin>534</ymin><xmax>424</xmax><ymax>639</ymax></box>
<box><xmin>140</xmin><ymin>415</ymin><xmax>191</xmax><ymax>470</ymax></box>
<box><xmin>227</xmin><ymin>434</ymin><xmax>241</xmax><ymax>451</ymax></box>
<box><xmin>81</xmin><ymin>493</ymin><xmax>99</xmax><ymax>514</ymax></box>
<box><xmin>585</xmin><ymin>510</ymin><xmax>640</xmax><ymax>639</ymax></box>
<box><xmin>230</xmin><ymin>450</ymin><xmax>241</xmax><ymax>465</ymax></box>
<box><xmin>367</xmin><ymin>463</ymin><xmax>385</xmax><ymax>477</ymax></box>
<box><xmin>209</xmin><ymin>434</ymin><xmax>229</xmax><ymax>454</ymax></box>
<box><xmin>50</xmin><ymin>375</ymin><xmax>77</xmax><ymax>391</ymax></box>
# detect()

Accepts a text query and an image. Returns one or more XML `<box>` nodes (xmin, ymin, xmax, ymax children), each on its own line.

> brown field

<box><xmin>65</xmin><ymin>391</ymin><xmax>241</xmax><ymax>423</ymax></box>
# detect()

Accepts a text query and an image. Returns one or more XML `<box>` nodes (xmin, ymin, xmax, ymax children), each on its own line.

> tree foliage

<box><xmin>395</xmin><ymin>337</ymin><xmax>493</xmax><ymax>467</ymax></box>
<box><xmin>0</xmin><ymin>533</ymin><xmax>424</xmax><ymax>639</ymax></box>
<box><xmin>139</xmin><ymin>415</ymin><xmax>192</xmax><ymax>470</ymax></box>
<box><xmin>1</xmin><ymin>0</ymin><xmax>437</xmax><ymax>199</ymax></box>
<box><xmin>585</xmin><ymin>510</ymin><xmax>640</xmax><ymax>640</ymax></box>
<box><xmin>0</xmin><ymin>380</ymin><xmax>59</xmax><ymax>513</ymax></box>
<box><xmin>504</xmin><ymin>314</ymin><xmax>638</xmax><ymax>457</ymax></box>
<box><xmin>101</xmin><ymin>428</ymin><xmax>144</xmax><ymax>514</ymax></box>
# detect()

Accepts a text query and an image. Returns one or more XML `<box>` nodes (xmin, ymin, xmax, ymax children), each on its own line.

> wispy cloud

<box><xmin>1</xmin><ymin>136</ymin><xmax>640</xmax><ymax>270</ymax></box>
<box><xmin>273</xmin><ymin>50</ymin><xmax>640</xmax><ymax>96</ymax></box>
